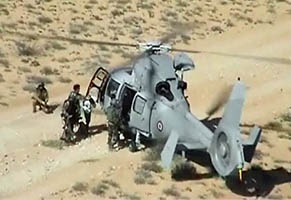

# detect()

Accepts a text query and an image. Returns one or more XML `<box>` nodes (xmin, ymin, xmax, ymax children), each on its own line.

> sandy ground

<box><xmin>0</xmin><ymin>0</ymin><xmax>291</xmax><ymax>199</ymax></box>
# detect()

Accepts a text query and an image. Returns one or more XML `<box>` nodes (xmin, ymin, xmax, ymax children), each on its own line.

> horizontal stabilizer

<box><xmin>243</xmin><ymin>126</ymin><xmax>261</xmax><ymax>162</ymax></box>
<box><xmin>161</xmin><ymin>131</ymin><xmax>179</xmax><ymax>168</ymax></box>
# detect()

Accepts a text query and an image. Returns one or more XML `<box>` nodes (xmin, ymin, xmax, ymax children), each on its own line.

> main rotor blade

<box><xmin>1</xmin><ymin>30</ymin><xmax>137</xmax><ymax>48</ymax></box>
<box><xmin>171</xmin><ymin>48</ymin><xmax>202</xmax><ymax>53</ymax></box>
<box><xmin>205</xmin><ymin>51</ymin><xmax>291</xmax><ymax>65</ymax></box>
<box><xmin>206</xmin><ymin>84</ymin><xmax>232</xmax><ymax>117</ymax></box>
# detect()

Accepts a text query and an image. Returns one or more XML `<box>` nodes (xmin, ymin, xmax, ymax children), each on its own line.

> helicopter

<box><xmin>85</xmin><ymin>40</ymin><xmax>262</xmax><ymax>180</ymax></box>
<box><xmin>2</xmin><ymin>29</ymin><xmax>263</xmax><ymax>180</ymax></box>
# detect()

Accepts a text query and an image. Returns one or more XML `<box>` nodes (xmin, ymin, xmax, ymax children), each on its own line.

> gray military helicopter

<box><xmin>85</xmin><ymin>40</ymin><xmax>262</xmax><ymax>180</ymax></box>
<box><xmin>3</xmin><ymin>29</ymin><xmax>262</xmax><ymax>180</ymax></box>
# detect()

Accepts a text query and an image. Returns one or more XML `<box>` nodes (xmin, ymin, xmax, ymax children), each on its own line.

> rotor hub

<box><xmin>138</xmin><ymin>41</ymin><xmax>171</xmax><ymax>53</ymax></box>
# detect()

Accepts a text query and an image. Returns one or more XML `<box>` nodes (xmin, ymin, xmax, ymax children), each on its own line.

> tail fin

<box><xmin>218</xmin><ymin>80</ymin><xmax>246</xmax><ymax>130</ymax></box>
<box><xmin>209</xmin><ymin>80</ymin><xmax>246</xmax><ymax>177</ymax></box>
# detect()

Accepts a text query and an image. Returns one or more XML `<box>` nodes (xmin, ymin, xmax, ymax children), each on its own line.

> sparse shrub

<box><xmin>91</xmin><ymin>183</ymin><xmax>109</xmax><ymax>196</ymax></box>
<box><xmin>57</xmin><ymin>57</ymin><xmax>69</xmax><ymax>63</ymax></box>
<box><xmin>41</xmin><ymin>140</ymin><xmax>67</xmax><ymax>150</ymax></box>
<box><xmin>49</xmin><ymin>41</ymin><xmax>66</xmax><ymax>50</ymax></box>
<box><xmin>84</xmin><ymin>21</ymin><xmax>94</xmax><ymax>26</ymax></box>
<box><xmin>15</xmin><ymin>42</ymin><xmax>41</xmax><ymax>56</ymax></box>
<box><xmin>176</xmin><ymin>0</ymin><xmax>188</xmax><ymax>7</ymax></box>
<box><xmin>143</xmin><ymin>143</ymin><xmax>164</xmax><ymax>162</ymax></box>
<box><xmin>253</xmin><ymin>149</ymin><xmax>263</xmax><ymax>160</ymax></box>
<box><xmin>163</xmin><ymin>185</ymin><xmax>180</xmax><ymax>197</ymax></box>
<box><xmin>0</xmin><ymin>73</ymin><xmax>4</xmax><ymax>82</ymax></box>
<box><xmin>264</xmin><ymin>121</ymin><xmax>283</xmax><ymax>130</ymax></box>
<box><xmin>281</xmin><ymin>113</ymin><xmax>291</xmax><ymax>122</ymax></box>
<box><xmin>117</xmin><ymin>0</ymin><xmax>131</xmax><ymax>4</ymax></box>
<box><xmin>0</xmin><ymin>102</ymin><xmax>9</xmax><ymax>107</ymax></box>
<box><xmin>134</xmin><ymin>169</ymin><xmax>152</xmax><ymax>184</ymax></box>
<box><xmin>80</xmin><ymin>158</ymin><xmax>99</xmax><ymax>163</ymax></box>
<box><xmin>226</xmin><ymin>19</ymin><xmax>235</xmax><ymax>27</ymax></box>
<box><xmin>58</xmin><ymin>76</ymin><xmax>72</xmax><ymax>83</ymax></box>
<box><xmin>69</xmin><ymin>24</ymin><xmax>88</xmax><ymax>34</ymax></box>
<box><xmin>18</xmin><ymin>66</ymin><xmax>32</xmax><ymax>73</ymax></box>
<box><xmin>141</xmin><ymin>162</ymin><xmax>163</xmax><ymax>173</ymax></box>
<box><xmin>84</xmin><ymin>4</ymin><xmax>93</xmax><ymax>9</ymax></box>
<box><xmin>72</xmin><ymin>182</ymin><xmax>88</xmax><ymax>192</ymax></box>
<box><xmin>101</xmin><ymin>179</ymin><xmax>120</xmax><ymax>188</ymax></box>
<box><xmin>99</xmin><ymin>45</ymin><xmax>109</xmax><ymax>51</ymax></box>
<box><xmin>171</xmin><ymin>159</ymin><xmax>197</xmax><ymax>181</ymax></box>
<box><xmin>0</xmin><ymin>59</ymin><xmax>10</xmax><ymax>68</ymax></box>
<box><xmin>26</xmin><ymin>75</ymin><xmax>52</xmax><ymax>84</ymax></box>
<box><xmin>211</xmin><ymin>26</ymin><xmax>224</xmax><ymax>33</ymax></box>
<box><xmin>24</xmin><ymin>3</ymin><xmax>35</xmax><ymax>9</ymax></box>
<box><xmin>279</xmin><ymin>133</ymin><xmax>291</xmax><ymax>140</ymax></box>
<box><xmin>111</xmin><ymin>9</ymin><xmax>124</xmax><ymax>17</ymax></box>
<box><xmin>121</xmin><ymin>193</ymin><xmax>141</xmax><ymax>200</ymax></box>
<box><xmin>38</xmin><ymin>16</ymin><xmax>53</xmax><ymax>24</ymax></box>
<box><xmin>89</xmin><ymin>0</ymin><xmax>98</xmax><ymax>4</ymax></box>
<box><xmin>209</xmin><ymin>188</ymin><xmax>224</xmax><ymax>198</ymax></box>
<box><xmin>40</xmin><ymin>66</ymin><xmax>58</xmax><ymax>75</ymax></box>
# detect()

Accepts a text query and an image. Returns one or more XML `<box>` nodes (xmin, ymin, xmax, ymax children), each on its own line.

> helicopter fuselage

<box><xmin>98</xmin><ymin>53</ymin><xmax>212</xmax><ymax>149</ymax></box>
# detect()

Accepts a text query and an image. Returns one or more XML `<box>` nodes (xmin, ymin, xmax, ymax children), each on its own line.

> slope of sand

<box><xmin>0</xmin><ymin>0</ymin><xmax>291</xmax><ymax>199</ymax></box>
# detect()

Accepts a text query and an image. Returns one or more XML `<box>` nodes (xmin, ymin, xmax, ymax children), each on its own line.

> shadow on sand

<box><xmin>43</xmin><ymin>103</ymin><xmax>60</xmax><ymax>114</ymax></box>
<box><xmin>226</xmin><ymin>167</ymin><xmax>291</xmax><ymax>197</ymax></box>
<box><xmin>73</xmin><ymin>123</ymin><xmax>108</xmax><ymax>143</ymax></box>
<box><xmin>88</xmin><ymin>124</ymin><xmax>108</xmax><ymax>135</ymax></box>
<box><xmin>178</xmin><ymin>144</ymin><xmax>291</xmax><ymax>197</ymax></box>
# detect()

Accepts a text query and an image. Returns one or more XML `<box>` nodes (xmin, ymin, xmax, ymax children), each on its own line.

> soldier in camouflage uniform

<box><xmin>32</xmin><ymin>82</ymin><xmax>49</xmax><ymax>113</ymax></box>
<box><xmin>106</xmin><ymin>93</ymin><xmax>122</xmax><ymax>151</ymax></box>
<box><xmin>60</xmin><ymin>84</ymin><xmax>84</xmax><ymax>141</ymax></box>
<box><xmin>67</xmin><ymin>84</ymin><xmax>83</xmax><ymax>116</ymax></box>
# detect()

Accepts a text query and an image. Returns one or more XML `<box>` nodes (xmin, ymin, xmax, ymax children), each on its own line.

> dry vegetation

<box><xmin>41</xmin><ymin>139</ymin><xmax>68</xmax><ymax>150</ymax></box>
<box><xmin>72</xmin><ymin>182</ymin><xmax>89</xmax><ymax>192</ymax></box>
<box><xmin>171</xmin><ymin>157</ymin><xmax>198</xmax><ymax>181</ymax></box>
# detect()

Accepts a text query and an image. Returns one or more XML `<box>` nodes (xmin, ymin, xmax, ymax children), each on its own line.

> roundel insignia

<box><xmin>157</xmin><ymin>121</ymin><xmax>163</xmax><ymax>132</ymax></box>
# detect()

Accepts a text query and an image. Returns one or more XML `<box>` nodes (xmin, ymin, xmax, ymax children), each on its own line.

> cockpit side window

<box><xmin>106</xmin><ymin>78</ymin><xmax>120</xmax><ymax>98</ymax></box>
<box><xmin>155</xmin><ymin>81</ymin><xmax>174</xmax><ymax>101</ymax></box>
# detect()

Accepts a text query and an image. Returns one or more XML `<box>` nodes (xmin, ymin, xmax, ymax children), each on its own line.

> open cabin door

<box><xmin>86</xmin><ymin>67</ymin><xmax>109</xmax><ymax>105</ymax></box>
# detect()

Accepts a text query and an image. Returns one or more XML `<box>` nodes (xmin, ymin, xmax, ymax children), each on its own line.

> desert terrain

<box><xmin>0</xmin><ymin>0</ymin><xmax>291</xmax><ymax>199</ymax></box>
